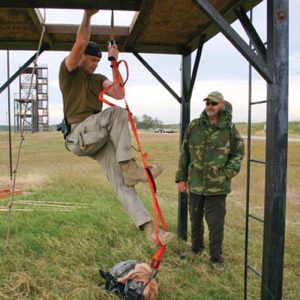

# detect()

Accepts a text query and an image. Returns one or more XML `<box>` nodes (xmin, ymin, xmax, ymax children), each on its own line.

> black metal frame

<box><xmin>243</xmin><ymin>9</ymin><xmax>265</xmax><ymax>299</ymax></box>
<box><xmin>0</xmin><ymin>0</ymin><xmax>288</xmax><ymax>298</ymax></box>
<box><xmin>127</xmin><ymin>0</ymin><xmax>288</xmax><ymax>298</ymax></box>
<box><xmin>190</xmin><ymin>1</ymin><xmax>288</xmax><ymax>299</ymax></box>
<box><xmin>262</xmin><ymin>1</ymin><xmax>288</xmax><ymax>298</ymax></box>
<box><xmin>192</xmin><ymin>0</ymin><xmax>272</xmax><ymax>83</ymax></box>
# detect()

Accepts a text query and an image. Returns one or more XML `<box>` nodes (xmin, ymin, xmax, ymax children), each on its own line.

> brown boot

<box><xmin>143</xmin><ymin>221</ymin><xmax>176</xmax><ymax>249</ymax></box>
<box><xmin>120</xmin><ymin>159</ymin><xmax>162</xmax><ymax>186</ymax></box>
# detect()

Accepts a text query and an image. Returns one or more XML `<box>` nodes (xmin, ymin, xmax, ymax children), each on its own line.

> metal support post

<box><xmin>262</xmin><ymin>0</ymin><xmax>289</xmax><ymax>298</ymax></box>
<box><xmin>6</xmin><ymin>50</ymin><xmax>13</xmax><ymax>179</ymax></box>
<box><xmin>177</xmin><ymin>53</ymin><xmax>191</xmax><ymax>240</ymax></box>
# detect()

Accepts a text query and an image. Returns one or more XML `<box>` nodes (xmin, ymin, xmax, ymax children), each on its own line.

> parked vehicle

<box><xmin>154</xmin><ymin>128</ymin><xmax>176</xmax><ymax>133</ymax></box>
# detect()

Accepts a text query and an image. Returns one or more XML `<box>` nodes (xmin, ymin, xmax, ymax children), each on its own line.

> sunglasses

<box><xmin>205</xmin><ymin>100</ymin><xmax>219</xmax><ymax>106</ymax></box>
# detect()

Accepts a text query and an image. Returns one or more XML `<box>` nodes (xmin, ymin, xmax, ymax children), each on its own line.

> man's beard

<box><xmin>206</xmin><ymin>109</ymin><xmax>217</xmax><ymax>117</ymax></box>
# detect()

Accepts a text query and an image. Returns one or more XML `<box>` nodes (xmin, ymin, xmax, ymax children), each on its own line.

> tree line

<box><xmin>133</xmin><ymin>114</ymin><xmax>164</xmax><ymax>130</ymax></box>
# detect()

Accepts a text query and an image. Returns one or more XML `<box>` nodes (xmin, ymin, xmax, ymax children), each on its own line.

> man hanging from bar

<box><xmin>58</xmin><ymin>9</ymin><xmax>175</xmax><ymax>247</ymax></box>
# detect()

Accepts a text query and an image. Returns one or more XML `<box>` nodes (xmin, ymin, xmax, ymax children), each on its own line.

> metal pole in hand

<box><xmin>108</xmin><ymin>10</ymin><xmax>116</xmax><ymax>61</ymax></box>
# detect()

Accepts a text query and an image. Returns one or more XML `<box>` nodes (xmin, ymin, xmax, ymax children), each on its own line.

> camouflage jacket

<box><xmin>175</xmin><ymin>101</ymin><xmax>244</xmax><ymax>195</ymax></box>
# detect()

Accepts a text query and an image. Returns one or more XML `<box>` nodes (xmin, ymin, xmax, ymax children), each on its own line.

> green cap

<box><xmin>203</xmin><ymin>91</ymin><xmax>224</xmax><ymax>103</ymax></box>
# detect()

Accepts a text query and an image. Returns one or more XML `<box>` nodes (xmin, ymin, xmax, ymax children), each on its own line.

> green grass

<box><xmin>235</xmin><ymin>122</ymin><xmax>265</xmax><ymax>136</ymax></box>
<box><xmin>0</xmin><ymin>131</ymin><xmax>299</xmax><ymax>299</ymax></box>
<box><xmin>162</xmin><ymin>121</ymin><xmax>300</xmax><ymax>136</ymax></box>
<box><xmin>288</xmin><ymin>121</ymin><xmax>300</xmax><ymax>134</ymax></box>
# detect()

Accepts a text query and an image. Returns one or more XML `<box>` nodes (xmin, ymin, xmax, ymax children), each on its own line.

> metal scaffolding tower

<box><xmin>14</xmin><ymin>64</ymin><xmax>49</xmax><ymax>132</ymax></box>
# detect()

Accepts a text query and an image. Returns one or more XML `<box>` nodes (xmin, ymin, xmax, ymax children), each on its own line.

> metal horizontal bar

<box><xmin>0</xmin><ymin>0</ymin><xmax>142</xmax><ymax>10</ymax></box>
<box><xmin>249</xmin><ymin>214</ymin><xmax>264</xmax><ymax>223</ymax></box>
<box><xmin>250</xmin><ymin>100</ymin><xmax>268</xmax><ymax>105</ymax></box>
<box><xmin>250</xmin><ymin>159</ymin><xmax>266</xmax><ymax>165</ymax></box>
<box><xmin>46</xmin><ymin>24</ymin><xmax>129</xmax><ymax>36</ymax></box>
<box><xmin>0</xmin><ymin>41</ymin><xmax>50</xmax><ymax>51</ymax></box>
<box><xmin>247</xmin><ymin>265</ymin><xmax>262</xmax><ymax>277</ymax></box>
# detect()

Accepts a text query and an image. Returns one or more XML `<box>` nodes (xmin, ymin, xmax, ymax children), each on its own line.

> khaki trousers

<box><xmin>65</xmin><ymin>107</ymin><xmax>152</xmax><ymax>227</ymax></box>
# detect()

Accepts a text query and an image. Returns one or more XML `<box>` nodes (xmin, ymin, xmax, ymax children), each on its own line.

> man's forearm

<box><xmin>76</xmin><ymin>10</ymin><xmax>96</xmax><ymax>44</ymax></box>
<box><xmin>111</xmin><ymin>68</ymin><xmax>125</xmax><ymax>99</ymax></box>
<box><xmin>64</xmin><ymin>10</ymin><xmax>98</xmax><ymax>72</ymax></box>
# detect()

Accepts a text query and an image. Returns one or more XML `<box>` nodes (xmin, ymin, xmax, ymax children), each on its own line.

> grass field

<box><xmin>0</xmin><ymin>131</ymin><xmax>299</xmax><ymax>299</ymax></box>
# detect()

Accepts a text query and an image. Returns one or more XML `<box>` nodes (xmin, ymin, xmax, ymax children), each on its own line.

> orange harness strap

<box><xmin>98</xmin><ymin>60</ymin><xmax>128</xmax><ymax>107</ymax></box>
<box><xmin>98</xmin><ymin>60</ymin><xmax>168</xmax><ymax>270</ymax></box>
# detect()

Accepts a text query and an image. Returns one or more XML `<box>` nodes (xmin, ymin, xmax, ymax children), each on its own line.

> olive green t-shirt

<box><xmin>59</xmin><ymin>59</ymin><xmax>108</xmax><ymax>124</ymax></box>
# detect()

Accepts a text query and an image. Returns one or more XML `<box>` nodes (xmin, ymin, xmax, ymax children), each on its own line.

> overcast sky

<box><xmin>0</xmin><ymin>1</ymin><xmax>299</xmax><ymax>125</ymax></box>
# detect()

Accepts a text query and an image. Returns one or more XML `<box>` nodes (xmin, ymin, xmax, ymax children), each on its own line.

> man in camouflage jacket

<box><xmin>175</xmin><ymin>91</ymin><xmax>244</xmax><ymax>269</ymax></box>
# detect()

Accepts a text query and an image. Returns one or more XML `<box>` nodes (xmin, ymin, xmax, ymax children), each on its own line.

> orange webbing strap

<box><xmin>98</xmin><ymin>60</ymin><xmax>129</xmax><ymax>107</ymax></box>
<box><xmin>98</xmin><ymin>60</ymin><xmax>169</xmax><ymax>270</ymax></box>
<box><xmin>125</xmin><ymin>101</ymin><xmax>168</xmax><ymax>270</ymax></box>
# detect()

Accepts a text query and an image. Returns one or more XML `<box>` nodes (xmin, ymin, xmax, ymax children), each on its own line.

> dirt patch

<box><xmin>287</xmin><ymin>190</ymin><xmax>300</xmax><ymax>204</ymax></box>
<box><xmin>0</xmin><ymin>173</ymin><xmax>47</xmax><ymax>191</ymax></box>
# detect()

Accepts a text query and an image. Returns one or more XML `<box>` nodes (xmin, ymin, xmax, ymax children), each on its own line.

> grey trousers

<box><xmin>189</xmin><ymin>192</ymin><xmax>227</xmax><ymax>262</ymax></box>
<box><xmin>65</xmin><ymin>107</ymin><xmax>152</xmax><ymax>228</ymax></box>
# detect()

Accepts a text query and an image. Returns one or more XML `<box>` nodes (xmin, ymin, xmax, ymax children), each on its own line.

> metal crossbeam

<box><xmin>0</xmin><ymin>0</ymin><xmax>142</xmax><ymax>10</ymax></box>
<box><xmin>192</xmin><ymin>0</ymin><xmax>272</xmax><ymax>83</ymax></box>
<box><xmin>130</xmin><ymin>47</ymin><xmax>181</xmax><ymax>103</ymax></box>
<box><xmin>235</xmin><ymin>6</ymin><xmax>267</xmax><ymax>62</ymax></box>
<box><xmin>187</xmin><ymin>34</ymin><xmax>206</xmax><ymax>101</ymax></box>
<box><xmin>249</xmin><ymin>214</ymin><xmax>264</xmax><ymax>223</ymax></box>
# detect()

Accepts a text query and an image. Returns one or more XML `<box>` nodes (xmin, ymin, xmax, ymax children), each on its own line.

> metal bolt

<box><xmin>277</xmin><ymin>10</ymin><xmax>287</xmax><ymax>21</ymax></box>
